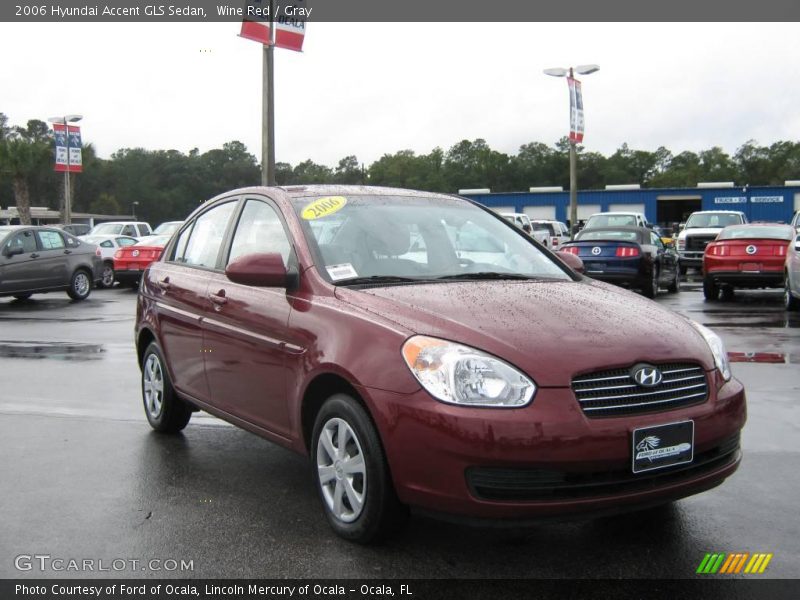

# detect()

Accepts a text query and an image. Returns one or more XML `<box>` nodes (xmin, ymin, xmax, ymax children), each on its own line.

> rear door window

<box><xmin>178</xmin><ymin>202</ymin><xmax>237</xmax><ymax>269</ymax></box>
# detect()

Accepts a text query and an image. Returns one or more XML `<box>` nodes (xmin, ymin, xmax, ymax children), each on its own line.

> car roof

<box><xmin>689</xmin><ymin>210</ymin><xmax>745</xmax><ymax>215</ymax></box>
<box><xmin>214</xmin><ymin>184</ymin><xmax>457</xmax><ymax>202</ymax></box>
<box><xmin>721</xmin><ymin>222</ymin><xmax>792</xmax><ymax>229</ymax></box>
<box><xmin>588</xmin><ymin>211</ymin><xmax>645</xmax><ymax>217</ymax></box>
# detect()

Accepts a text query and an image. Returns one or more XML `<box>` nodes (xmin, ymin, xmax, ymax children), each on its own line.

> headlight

<box><xmin>688</xmin><ymin>320</ymin><xmax>731</xmax><ymax>381</ymax></box>
<box><xmin>401</xmin><ymin>335</ymin><xmax>535</xmax><ymax>407</ymax></box>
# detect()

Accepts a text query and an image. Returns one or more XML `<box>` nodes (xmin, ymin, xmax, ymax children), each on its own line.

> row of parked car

<box><xmin>0</xmin><ymin>220</ymin><xmax>183</xmax><ymax>302</ymax></box>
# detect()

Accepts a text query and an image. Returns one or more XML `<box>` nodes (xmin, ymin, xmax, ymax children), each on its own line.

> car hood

<box><xmin>335</xmin><ymin>279</ymin><xmax>714</xmax><ymax>387</ymax></box>
<box><xmin>680</xmin><ymin>227</ymin><xmax>724</xmax><ymax>238</ymax></box>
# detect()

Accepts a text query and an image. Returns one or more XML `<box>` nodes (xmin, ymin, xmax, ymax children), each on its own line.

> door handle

<box><xmin>64</xmin><ymin>250</ymin><xmax>72</xmax><ymax>255</ymax></box>
<box><xmin>157</xmin><ymin>277</ymin><xmax>171</xmax><ymax>291</ymax></box>
<box><xmin>208</xmin><ymin>290</ymin><xmax>227</xmax><ymax>306</ymax></box>
<box><xmin>30</xmin><ymin>253</ymin><xmax>39</xmax><ymax>258</ymax></box>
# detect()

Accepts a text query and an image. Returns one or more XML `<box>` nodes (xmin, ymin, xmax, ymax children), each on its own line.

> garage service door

<box><xmin>609</xmin><ymin>203</ymin><xmax>645</xmax><ymax>214</ymax></box>
<box><xmin>577</xmin><ymin>204</ymin><xmax>602</xmax><ymax>220</ymax></box>
<box><xmin>492</xmin><ymin>206</ymin><xmax>515</xmax><ymax>214</ymax></box>
<box><xmin>523</xmin><ymin>206</ymin><xmax>556</xmax><ymax>220</ymax></box>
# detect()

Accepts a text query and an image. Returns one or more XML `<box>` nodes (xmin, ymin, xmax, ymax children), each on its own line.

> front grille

<box><xmin>466</xmin><ymin>434</ymin><xmax>740</xmax><ymax>502</ymax></box>
<box><xmin>572</xmin><ymin>363</ymin><xmax>708</xmax><ymax>417</ymax></box>
<box><xmin>686</xmin><ymin>234</ymin><xmax>717</xmax><ymax>252</ymax></box>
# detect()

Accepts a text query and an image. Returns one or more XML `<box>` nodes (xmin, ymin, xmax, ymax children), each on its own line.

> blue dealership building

<box><xmin>462</xmin><ymin>182</ymin><xmax>800</xmax><ymax>227</ymax></box>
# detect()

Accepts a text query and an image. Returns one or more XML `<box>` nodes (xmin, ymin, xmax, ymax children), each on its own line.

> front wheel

<box><xmin>786</xmin><ymin>276</ymin><xmax>800</xmax><ymax>311</ymax></box>
<box><xmin>703</xmin><ymin>277</ymin><xmax>719</xmax><ymax>301</ymax></box>
<box><xmin>667</xmin><ymin>267</ymin><xmax>680</xmax><ymax>293</ymax></box>
<box><xmin>98</xmin><ymin>263</ymin><xmax>115</xmax><ymax>289</ymax></box>
<box><xmin>66</xmin><ymin>269</ymin><xmax>92</xmax><ymax>301</ymax></box>
<box><xmin>141</xmin><ymin>342</ymin><xmax>191</xmax><ymax>433</ymax></box>
<box><xmin>311</xmin><ymin>394</ymin><xmax>407</xmax><ymax>543</ymax></box>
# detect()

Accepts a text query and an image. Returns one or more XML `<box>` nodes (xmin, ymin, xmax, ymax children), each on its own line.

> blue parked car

<box><xmin>561</xmin><ymin>226</ymin><xmax>680</xmax><ymax>298</ymax></box>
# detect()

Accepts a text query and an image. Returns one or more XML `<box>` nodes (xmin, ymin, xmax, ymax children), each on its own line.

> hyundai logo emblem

<box><xmin>745</xmin><ymin>245</ymin><xmax>757</xmax><ymax>255</ymax></box>
<box><xmin>591</xmin><ymin>247</ymin><xmax>602</xmax><ymax>255</ymax></box>
<box><xmin>631</xmin><ymin>364</ymin><xmax>663</xmax><ymax>387</ymax></box>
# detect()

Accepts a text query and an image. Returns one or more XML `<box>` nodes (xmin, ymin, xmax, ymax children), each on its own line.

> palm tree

<box><xmin>0</xmin><ymin>116</ymin><xmax>52</xmax><ymax>225</ymax></box>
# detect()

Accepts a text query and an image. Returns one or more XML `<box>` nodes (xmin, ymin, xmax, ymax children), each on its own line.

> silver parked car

<box><xmin>0</xmin><ymin>226</ymin><xmax>103</xmax><ymax>301</ymax></box>
<box><xmin>786</xmin><ymin>232</ymin><xmax>800</xmax><ymax>311</ymax></box>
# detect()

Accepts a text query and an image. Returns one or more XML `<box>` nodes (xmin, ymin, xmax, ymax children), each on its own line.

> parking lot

<box><xmin>0</xmin><ymin>279</ymin><xmax>798</xmax><ymax>579</ymax></box>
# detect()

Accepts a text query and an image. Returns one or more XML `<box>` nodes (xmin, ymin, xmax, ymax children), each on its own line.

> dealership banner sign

<box><xmin>52</xmin><ymin>123</ymin><xmax>82</xmax><ymax>173</ymax></box>
<box><xmin>239</xmin><ymin>0</ymin><xmax>307</xmax><ymax>51</ymax></box>
<box><xmin>567</xmin><ymin>77</ymin><xmax>584</xmax><ymax>143</ymax></box>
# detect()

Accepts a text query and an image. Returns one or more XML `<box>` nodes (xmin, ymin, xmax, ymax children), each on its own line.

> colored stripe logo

<box><xmin>697</xmin><ymin>553</ymin><xmax>773</xmax><ymax>574</ymax></box>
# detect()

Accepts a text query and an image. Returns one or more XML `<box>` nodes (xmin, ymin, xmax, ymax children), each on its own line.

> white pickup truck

<box><xmin>676</xmin><ymin>210</ymin><xmax>748</xmax><ymax>274</ymax></box>
<box><xmin>500</xmin><ymin>212</ymin><xmax>550</xmax><ymax>246</ymax></box>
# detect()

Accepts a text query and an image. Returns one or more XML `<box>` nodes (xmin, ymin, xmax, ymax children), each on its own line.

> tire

<box><xmin>642</xmin><ymin>266</ymin><xmax>658</xmax><ymax>299</ymax></box>
<box><xmin>97</xmin><ymin>263</ymin><xmax>115</xmax><ymax>289</ymax></box>
<box><xmin>667</xmin><ymin>267</ymin><xmax>680</xmax><ymax>293</ymax></box>
<box><xmin>66</xmin><ymin>269</ymin><xmax>92</xmax><ymax>301</ymax></box>
<box><xmin>679</xmin><ymin>264</ymin><xmax>687</xmax><ymax>276</ymax></box>
<box><xmin>311</xmin><ymin>393</ymin><xmax>407</xmax><ymax>543</ymax></box>
<box><xmin>703</xmin><ymin>277</ymin><xmax>719</xmax><ymax>301</ymax></box>
<box><xmin>720</xmin><ymin>286</ymin><xmax>735</xmax><ymax>302</ymax></box>
<box><xmin>141</xmin><ymin>342</ymin><xmax>192</xmax><ymax>433</ymax></box>
<box><xmin>785</xmin><ymin>276</ymin><xmax>800</xmax><ymax>311</ymax></box>
<box><xmin>12</xmin><ymin>293</ymin><xmax>32</xmax><ymax>301</ymax></box>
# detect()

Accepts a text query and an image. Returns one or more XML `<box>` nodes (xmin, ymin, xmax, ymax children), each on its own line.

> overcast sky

<box><xmin>2</xmin><ymin>22</ymin><xmax>799</xmax><ymax>168</ymax></box>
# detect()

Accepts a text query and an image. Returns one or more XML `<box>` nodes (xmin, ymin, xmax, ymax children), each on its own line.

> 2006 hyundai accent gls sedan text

<box><xmin>135</xmin><ymin>185</ymin><xmax>746</xmax><ymax>543</ymax></box>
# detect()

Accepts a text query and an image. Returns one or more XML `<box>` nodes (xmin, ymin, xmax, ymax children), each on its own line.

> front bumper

<box><xmin>679</xmin><ymin>252</ymin><xmax>704</xmax><ymax>267</ymax></box>
<box><xmin>362</xmin><ymin>376</ymin><xmax>746</xmax><ymax>519</ymax></box>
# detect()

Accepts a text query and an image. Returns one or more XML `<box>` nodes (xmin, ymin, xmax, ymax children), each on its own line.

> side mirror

<box><xmin>225</xmin><ymin>253</ymin><xmax>287</xmax><ymax>287</ymax></box>
<box><xmin>556</xmin><ymin>250</ymin><xmax>585</xmax><ymax>274</ymax></box>
<box><xmin>3</xmin><ymin>246</ymin><xmax>24</xmax><ymax>258</ymax></box>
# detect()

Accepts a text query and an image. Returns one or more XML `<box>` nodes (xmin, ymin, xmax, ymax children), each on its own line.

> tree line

<box><xmin>1</xmin><ymin>112</ymin><xmax>798</xmax><ymax>225</ymax></box>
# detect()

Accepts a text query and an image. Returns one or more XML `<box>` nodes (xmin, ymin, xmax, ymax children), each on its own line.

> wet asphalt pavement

<box><xmin>0</xmin><ymin>278</ymin><xmax>798</xmax><ymax>580</ymax></box>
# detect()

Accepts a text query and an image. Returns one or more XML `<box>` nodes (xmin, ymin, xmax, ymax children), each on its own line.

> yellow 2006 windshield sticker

<box><xmin>301</xmin><ymin>196</ymin><xmax>348</xmax><ymax>220</ymax></box>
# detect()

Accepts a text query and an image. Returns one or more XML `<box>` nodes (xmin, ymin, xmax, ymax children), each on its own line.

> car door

<box><xmin>201</xmin><ymin>196</ymin><xmax>296</xmax><ymax>438</ymax></box>
<box><xmin>0</xmin><ymin>229</ymin><xmax>42</xmax><ymax>293</ymax></box>
<box><xmin>34</xmin><ymin>229</ymin><xmax>71</xmax><ymax>288</ymax></box>
<box><xmin>151</xmin><ymin>199</ymin><xmax>239</xmax><ymax>403</ymax></box>
<box><xmin>650</xmin><ymin>231</ymin><xmax>676</xmax><ymax>284</ymax></box>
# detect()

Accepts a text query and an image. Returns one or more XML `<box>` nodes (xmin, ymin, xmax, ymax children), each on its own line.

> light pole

<box><xmin>48</xmin><ymin>114</ymin><xmax>83</xmax><ymax>225</ymax></box>
<box><xmin>131</xmin><ymin>201</ymin><xmax>139</xmax><ymax>220</ymax></box>
<box><xmin>543</xmin><ymin>65</ymin><xmax>599</xmax><ymax>238</ymax></box>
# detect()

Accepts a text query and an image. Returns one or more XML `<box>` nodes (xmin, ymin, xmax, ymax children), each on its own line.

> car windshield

<box><xmin>718</xmin><ymin>226</ymin><xmax>793</xmax><ymax>241</ymax></box>
<box><xmin>686</xmin><ymin>213</ymin><xmax>742</xmax><ymax>228</ymax></box>
<box><xmin>154</xmin><ymin>222</ymin><xmax>182</xmax><ymax>234</ymax></box>
<box><xmin>90</xmin><ymin>223</ymin><xmax>124</xmax><ymax>235</ymax></box>
<box><xmin>135</xmin><ymin>235</ymin><xmax>171</xmax><ymax>247</ymax></box>
<box><xmin>585</xmin><ymin>214</ymin><xmax>638</xmax><ymax>228</ymax></box>
<box><xmin>576</xmin><ymin>230</ymin><xmax>640</xmax><ymax>242</ymax></box>
<box><xmin>292</xmin><ymin>194</ymin><xmax>572</xmax><ymax>284</ymax></box>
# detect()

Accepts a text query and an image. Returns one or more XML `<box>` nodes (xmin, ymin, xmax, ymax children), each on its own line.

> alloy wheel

<box><xmin>143</xmin><ymin>353</ymin><xmax>165</xmax><ymax>419</ymax></box>
<box><xmin>316</xmin><ymin>417</ymin><xmax>367</xmax><ymax>523</ymax></box>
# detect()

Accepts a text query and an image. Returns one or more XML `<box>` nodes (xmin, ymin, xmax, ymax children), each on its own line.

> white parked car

<box><xmin>82</xmin><ymin>234</ymin><xmax>139</xmax><ymax>288</ymax></box>
<box><xmin>83</xmin><ymin>221</ymin><xmax>153</xmax><ymax>239</ymax></box>
<box><xmin>584</xmin><ymin>211</ymin><xmax>650</xmax><ymax>230</ymax></box>
<box><xmin>153</xmin><ymin>221</ymin><xmax>184</xmax><ymax>236</ymax></box>
<box><xmin>676</xmin><ymin>210</ymin><xmax>748</xmax><ymax>274</ymax></box>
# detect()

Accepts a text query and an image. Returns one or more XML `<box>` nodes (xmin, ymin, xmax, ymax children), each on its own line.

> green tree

<box><xmin>0</xmin><ymin>118</ymin><xmax>53</xmax><ymax>224</ymax></box>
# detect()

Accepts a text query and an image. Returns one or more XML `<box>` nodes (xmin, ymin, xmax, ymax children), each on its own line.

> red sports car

<box><xmin>114</xmin><ymin>235</ymin><xmax>172</xmax><ymax>287</ymax></box>
<box><xmin>703</xmin><ymin>223</ymin><xmax>794</xmax><ymax>301</ymax></box>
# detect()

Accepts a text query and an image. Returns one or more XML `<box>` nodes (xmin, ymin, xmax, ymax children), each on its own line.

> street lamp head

<box><xmin>574</xmin><ymin>64</ymin><xmax>600</xmax><ymax>75</ymax></box>
<box><xmin>543</xmin><ymin>67</ymin><xmax>569</xmax><ymax>77</ymax></box>
<box><xmin>47</xmin><ymin>115</ymin><xmax>83</xmax><ymax>124</ymax></box>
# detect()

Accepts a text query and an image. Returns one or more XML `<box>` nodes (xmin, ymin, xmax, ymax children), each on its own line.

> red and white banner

<box><xmin>240</xmin><ymin>0</ymin><xmax>306</xmax><ymax>52</ymax></box>
<box><xmin>53</xmin><ymin>123</ymin><xmax>83</xmax><ymax>173</ymax></box>
<box><xmin>567</xmin><ymin>77</ymin><xmax>585</xmax><ymax>144</ymax></box>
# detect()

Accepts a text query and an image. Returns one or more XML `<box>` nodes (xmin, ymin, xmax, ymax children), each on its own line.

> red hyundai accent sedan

<box><xmin>135</xmin><ymin>186</ymin><xmax>746</xmax><ymax>542</ymax></box>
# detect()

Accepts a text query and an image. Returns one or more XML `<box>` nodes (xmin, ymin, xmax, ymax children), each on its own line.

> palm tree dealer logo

<box><xmin>634</xmin><ymin>436</ymin><xmax>691</xmax><ymax>463</ymax></box>
<box><xmin>696</xmin><ymin>552</ymin><xmax>773</xmax><ymax>574</ymax></box>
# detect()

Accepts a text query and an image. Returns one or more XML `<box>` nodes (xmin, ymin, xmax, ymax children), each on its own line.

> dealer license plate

<box><xmin>632</xmin><ymin>421</ymin><xmax>694</xmax><ymax>474</ymax></box>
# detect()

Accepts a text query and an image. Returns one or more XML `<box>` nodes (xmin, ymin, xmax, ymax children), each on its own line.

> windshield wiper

<box><xmin>435</xmin><ymin>272</ymin><xmax>540</xmax><ymax>281</ymax></box>
<box><xmin>336</xmin><ymin>275</ymin><xmax>426</xmax><ymax>286</ymax></box>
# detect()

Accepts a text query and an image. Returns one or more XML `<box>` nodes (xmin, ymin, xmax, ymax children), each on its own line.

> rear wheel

<box><xmin>642</xmin><ymin>266</ymin><xmax>659</xmax><ymax>299</ymax></box>
<box><xmin>785</xmin><ymin>276</ymin><xmax>799</xmax><ymax>311</ymax></box>
<box><xmin>679</xmin><ymin>264</ymin><xmax>687</xmax><ymax>276</ymax></box>
<box><xmin>311</xmin><ymin>394</ymin><xmax>407</xmax><ymax>543</ymax></box>
<box><xmin>66</xmin><ymin>269</ymin><xmax>92</xmax><ymax>301</ymax></box>
<box><xmin>703</xmin><ymin>277</ymin><xmax>719</xmax><ymax>301</ymax></box>
<box><xmin>141</xmin><ymin>342</ymin><xmax>192</xmax><ymax>433</ymax></box>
